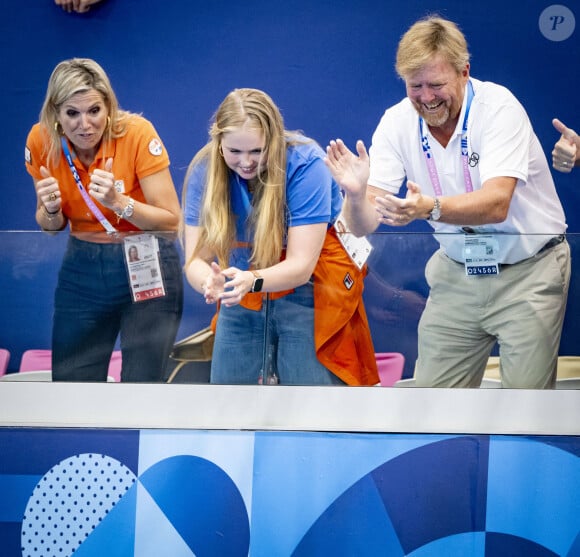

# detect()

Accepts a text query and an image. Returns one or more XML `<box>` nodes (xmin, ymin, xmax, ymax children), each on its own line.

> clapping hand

<box><xmin>325</xmin><ymin>139</ymin><xmax>370</xmax><ymax>198</ymax></box>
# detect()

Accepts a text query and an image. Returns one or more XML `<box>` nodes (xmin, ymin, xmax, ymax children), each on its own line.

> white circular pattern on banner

<box><xmin>539</xmin><ymin>4</ymin><xmax>576</xmax><ymax>41</ymax></box>
<box><xmin>21</xmin><ymin>453</ymin><xmax>136</xmax><ymax>557</ymax></box>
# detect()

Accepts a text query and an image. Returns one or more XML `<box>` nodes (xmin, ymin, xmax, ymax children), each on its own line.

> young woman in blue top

<box><xmin>183</xmin><ymin>88</ymin><xmax>377</xmax><ymax>385</ymax></box>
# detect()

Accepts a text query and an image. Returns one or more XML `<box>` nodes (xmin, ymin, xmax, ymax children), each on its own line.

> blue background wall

<box><xmin>1</xmin><ymin>1</ymin><xmax>578</xmax><ymax>373</ymax></box>
<box><xmin>3</xmin><ymin>0</ymin><xmax>579</xmax><ymax>230</ymax></box>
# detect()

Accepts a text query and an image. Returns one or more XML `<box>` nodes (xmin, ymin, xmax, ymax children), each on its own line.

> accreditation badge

<box><xmin>334</xmin><ymin>214</ymin><xmax>373</xmax><ymax>270</ymax></box>
<box><xmin>123</xmin><ymin>234</ymin><xmax>166</xmax><ymax>302</ymax></box>
<box><xmin>463</xmin><ymin>234</ymin><xmax>500</xmax><ymax>276</ymax></box>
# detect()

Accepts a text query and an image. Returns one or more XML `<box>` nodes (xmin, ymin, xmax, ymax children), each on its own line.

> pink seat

<box><xmin>107</xmin><ymin>351</ymin><xmax>122</xmax><ymax>382</ymax></box>
<box><xmin>0</xmin><ymin>349</ymin><xmax>10</xmax><ymax>376</ymax></box>
<box><xmin>19</xmin><ymin>349</ymin><xmax>52</xmax><ymax>372</ymax></box>
<box><xmin>375</xmin><ymin>352</ymin><xmax>405</xmax><ymax>386</ymax></box>
<box><xmin>19</xmin><ymin>349</ymin><xmax>122</xmax><ymax>381</ymax></box>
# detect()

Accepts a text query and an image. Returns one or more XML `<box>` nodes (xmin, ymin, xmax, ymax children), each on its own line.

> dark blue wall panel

<box><xmin>3</xmin><ymin>0</ymin><xmax>578</xmax><ymax>230</ymax></box>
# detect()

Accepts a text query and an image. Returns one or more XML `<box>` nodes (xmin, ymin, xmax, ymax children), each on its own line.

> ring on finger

<box><xmin>49</xmin><ymin>192</ymin><xmax>57</xmax><ymax>202</ymax></box>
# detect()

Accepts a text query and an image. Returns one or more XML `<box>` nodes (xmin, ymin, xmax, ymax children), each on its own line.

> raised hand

<box><xmin>325</xmin><ymin>139</ymin><xmax>370</xmax><ymax>197</ymax></box>
<box><xmin>37</xmin><ymin>166</ymin><xmax>62</xmax><ymax>213</ymax></box>
<box><xmin>54</xmin><ymin>0</ymin><xmax>104</xmax><ymax>14</ymax></box>
<box><xmin>552</xmin><ymin>118</ymin><xmax>578</xmax><ymax>173</ymax></box>
<box><xmin>89</xmin><ymin>158</ymin><xmax>116</xmax><ymax>205</ymax></box>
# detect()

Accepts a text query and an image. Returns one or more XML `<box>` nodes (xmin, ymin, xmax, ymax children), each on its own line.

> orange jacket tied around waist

<box><xmin>217</xmin><ymin>227</ymin><xmax>378</xmax><ymax>385</ymax></box>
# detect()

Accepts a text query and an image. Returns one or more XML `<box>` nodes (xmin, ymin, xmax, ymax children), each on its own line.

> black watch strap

<box><xmin>250</xmin><ymin>271</ymin><xmax>264</xmax><ymax>293</ymax></box>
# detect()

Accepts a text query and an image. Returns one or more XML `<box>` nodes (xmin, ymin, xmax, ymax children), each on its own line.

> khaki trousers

<box><xmin>415</xmin><ymin>240</ymin><xmax>570</xmax><ymax>388</ymax></box>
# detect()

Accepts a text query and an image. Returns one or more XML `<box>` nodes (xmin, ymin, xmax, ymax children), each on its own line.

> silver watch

<box><xmin>117</xmin><ymin>198</ymin><xmax>135</xmax><ymax>220</ymax></box>
<box><xmin>428</xmin><ymin>197</ymin><xmax>441</xmax><ymax>221</ymax></box>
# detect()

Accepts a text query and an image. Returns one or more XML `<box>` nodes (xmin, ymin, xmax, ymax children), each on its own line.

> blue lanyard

<box><xmin>61</xmin><ymin>137</ymin><xmax>117</xmax><ymax>234</ymax></box>
<box><xmin>419</xmin><ymin>79</ymin><xmax>475</xmax><ymax>196</ymax></box>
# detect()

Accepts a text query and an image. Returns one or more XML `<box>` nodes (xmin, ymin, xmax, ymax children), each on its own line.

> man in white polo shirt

<box><xmin>326</xmin><ymin>15</ymin><xmax>570</xmax><ymax>388</ymax></box>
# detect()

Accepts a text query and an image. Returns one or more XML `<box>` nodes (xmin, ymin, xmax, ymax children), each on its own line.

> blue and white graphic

<box><xmin>21</xmin><ymin>454</ymin><xmax>136</xmax><ymax>557</ymax></box>
<box><xmin>1</xmin><ymin>430</ymin><xmax>579</xmax><ymax>556</ymax></box>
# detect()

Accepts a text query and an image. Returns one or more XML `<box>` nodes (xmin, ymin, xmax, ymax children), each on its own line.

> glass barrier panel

<box><xmin>0</xmin><ymin>230</ymin><xmax>577</xmax><ymax>388</ymax></box>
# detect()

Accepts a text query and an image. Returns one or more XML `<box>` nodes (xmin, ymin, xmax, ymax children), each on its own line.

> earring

<box><xmin>107</xmin><ymin>116</ymin><xmax>111</xmax><ymax>129</ymax></box>
<box><xmin>218</xmin><ymin>144</ymin><xmax>224</xmax><ymax>156</ymax></box>
<box><xmin>54</xmin><ymin>121</ymin><xmax>61</xmax><ymax>134</ymax></box>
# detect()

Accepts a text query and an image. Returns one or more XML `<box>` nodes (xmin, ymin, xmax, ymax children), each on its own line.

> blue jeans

<box><xmin>52</xmin><ymin>235</ymin><xmax>183</xmax><ymax>382</ymax></box>
<box><xmin>211</xmin><ymin>282</ymin><xmax>344</xmax><ymax>385</ymax></box>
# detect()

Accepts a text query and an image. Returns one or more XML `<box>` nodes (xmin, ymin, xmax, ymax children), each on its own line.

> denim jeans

<box><xmin>211</xmin><ymin>282</ymin><xmax>344</xmax><ymax>385</ymax></box>
<box><xmin>52</xmin><ymin>235</ymin><xmax>183</xmax><ymax>382</ymax></box>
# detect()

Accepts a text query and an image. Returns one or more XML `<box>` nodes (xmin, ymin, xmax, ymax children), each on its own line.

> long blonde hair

<box><xmin>184</xmin><ymin>88</ymin><xmax>292</xmax><ymax>269</ymax></box>
<box><xmin>39</xmin><ymin>58</ymin><xmax>132</xmax><ymax>167</ymax></box>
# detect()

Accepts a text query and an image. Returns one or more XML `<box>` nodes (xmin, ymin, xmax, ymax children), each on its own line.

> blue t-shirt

<box><xmin>184</xmin><ymin>138</ymin><xmax>343</xmax><ymax>268</ymax></box>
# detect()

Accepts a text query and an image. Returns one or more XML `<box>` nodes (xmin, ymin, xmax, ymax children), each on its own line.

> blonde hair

<box><xmin>395</xmin><ymin>16</ymin><xmax>470</xmax><ymax>79</ymax></box>
<box><xmin>185</xmin><ymin>88</ymin><xmax>299</xmax><ymax>269</ymax></box>
<box><xmin>39</xmin><ymin>58</ymin><xmax>132</xmax><ymax>167</ymax></box>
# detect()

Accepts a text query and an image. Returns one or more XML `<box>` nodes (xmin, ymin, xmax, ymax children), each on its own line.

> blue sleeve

<box><xmin>286</xmin><ymin>145</ymin><xmax>342</xmax><ymax>227</ymax></box>
<box><xmin>183</xmin><ymin>163</ymin><xmax>207</xmax><ymax>226</ymax></box>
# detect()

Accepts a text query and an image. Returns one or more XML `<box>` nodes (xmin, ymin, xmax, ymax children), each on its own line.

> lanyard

<box><xmin>419</xmin><ymin>80</ymin><xmax>475</xmax><ymax>197</ymax></box>
<box><xmin>61</xmin><ymin>137</ymin><xmax>117</xmax><ymax>235</ymax></box>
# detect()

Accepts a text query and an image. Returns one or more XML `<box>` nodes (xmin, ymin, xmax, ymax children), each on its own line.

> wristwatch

<box><xmin>428</xmin><ymin>197</ymin><xmax>441</xmax><ymax>221</ymax></box>
<box><xmin>250</xmin><ymin>270</ymin><xmax>264</xmax><ymax>293</ymax></box>
<box><xmin>116</xmin><ymin>198</ymin><xmax>135</xmax><ymax>220</ymax></box>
